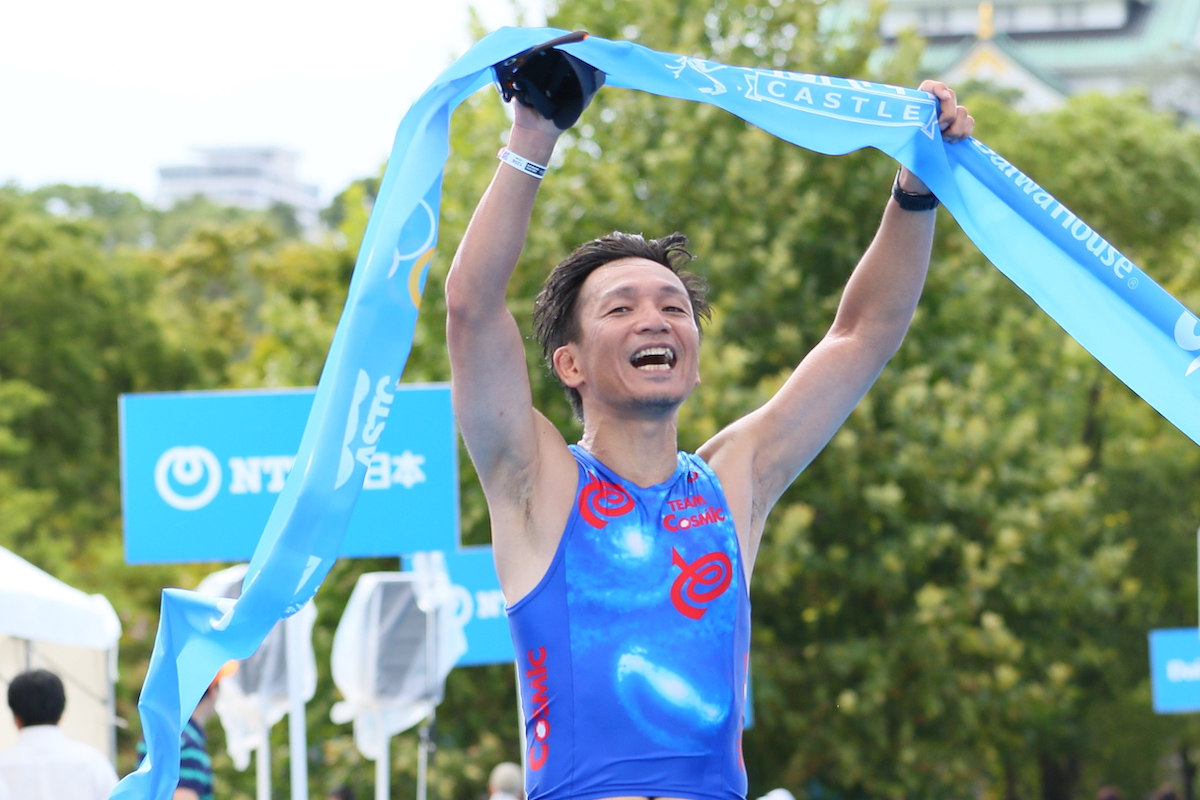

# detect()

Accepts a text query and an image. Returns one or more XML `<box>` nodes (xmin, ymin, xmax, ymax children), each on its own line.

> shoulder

<box><xmin>696</xmin><ymin>424</ymin><xmax>755</xmax><ymax>500</ymax></box>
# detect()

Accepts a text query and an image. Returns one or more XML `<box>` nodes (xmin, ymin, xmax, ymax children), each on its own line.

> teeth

<box><xmin>631</xmin><ymin>347</ymin><xmax>675</xmax><ymax>370</ymax></box>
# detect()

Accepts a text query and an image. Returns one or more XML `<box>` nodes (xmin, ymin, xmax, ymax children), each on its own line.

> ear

<box><xmin>552</xmin><ymin>344</ymin><xmax>584</xmax><ymax>389</ymax></box>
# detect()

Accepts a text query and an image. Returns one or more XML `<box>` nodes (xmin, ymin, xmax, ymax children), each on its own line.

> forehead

<box><xmin>579</xmin><ymin>257</ymin><xmax>690</xmax><ymax>305</ymax></box>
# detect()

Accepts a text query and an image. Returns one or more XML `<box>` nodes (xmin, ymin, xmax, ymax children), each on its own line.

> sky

<box><xmin>1</xmin><ymin>0</ymin><xmax>544</xmax><ymax>204</ymax></box>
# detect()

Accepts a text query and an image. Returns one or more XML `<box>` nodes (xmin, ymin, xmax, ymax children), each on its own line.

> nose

<box><xmin>635</xmin><ymin>303</ymin><xmax>670</xmax><ymax>333</ymax></box>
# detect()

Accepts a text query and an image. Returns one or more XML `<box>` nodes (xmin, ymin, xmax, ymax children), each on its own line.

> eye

<box><xmin>664</xmin><ymin>305</ymin><xmax>687</xmax><ymax>314</ymax></box>
<box><xmin>607</xmin><ymin>306</ymin><xmax>631</xmax><ymax>315</ymax></box>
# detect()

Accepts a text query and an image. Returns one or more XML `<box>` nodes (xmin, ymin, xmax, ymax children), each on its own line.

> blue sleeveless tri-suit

<box><xmin>506</xmin><ymin>445</ymin><xmax>751</xmax><ymax>800</ymax></box>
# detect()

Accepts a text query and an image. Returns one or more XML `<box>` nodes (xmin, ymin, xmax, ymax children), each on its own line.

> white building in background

<box><xmin>875</xmin><ymin>0</ymin><xmax>1200</xmax><ymax>117</ymax></box>
<box><xmin>156</xmin><ymin>147</ymin><xmax>321</xmax><ymax>231</ymax></box>
<box><xmin>823</xmin><ymin>0</ymin><xmax>1200</xmax><ymax>117</ymax></box>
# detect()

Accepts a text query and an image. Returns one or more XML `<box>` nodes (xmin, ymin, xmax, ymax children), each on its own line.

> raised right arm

<box><xmin>445</xmin><ymin>106</ymin><xmax>576</xmax><ymax>598</ymax></box>
<box><xmin>446</xmin><ymin>111</ymin><xmax>559</xmax><ymax>478</ymax></box>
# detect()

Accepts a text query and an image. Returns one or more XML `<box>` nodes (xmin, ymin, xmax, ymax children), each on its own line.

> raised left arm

<box><xmin>701</xmin><ymin>82</ymin><xmax>974</xmax><ymax>569</ymax></box>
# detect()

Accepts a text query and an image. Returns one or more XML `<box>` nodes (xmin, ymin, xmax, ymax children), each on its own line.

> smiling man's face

<box><xmin>554</xmin><ymin>257</ymin><xmax>702</xmax><ymax>418</ymax></box>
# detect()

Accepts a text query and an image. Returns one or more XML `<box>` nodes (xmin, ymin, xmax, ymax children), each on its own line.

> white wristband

<box><xmin>497</xmin><ymin>148</ymin><xmax>547</xmax><ymax>180</ymax></box>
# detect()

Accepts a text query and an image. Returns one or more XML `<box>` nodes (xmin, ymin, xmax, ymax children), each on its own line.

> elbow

<box><xmin>443</xmin><ymin>264</ymin><xmax>477</xmax><ymax>323</ymax></box>
<box><xmin>863</xmin><ymin>321</ymin><xmax>911</xmax><ymax>362</ymax></box>
<box><xmin>828</xmin><ymin>316</ymin><xmax>911</xmax><ymax>363</ymax></box>
<box><xmin>444</xmin><ymin>264</ymin><xmax>504</xmax><ymax>332</ymax></box>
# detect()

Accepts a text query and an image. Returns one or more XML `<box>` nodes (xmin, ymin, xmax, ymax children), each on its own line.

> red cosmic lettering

<box><xmin>670</xmin><ymin>548</ymin><xmax>733</xmax><ymax>620</ymax></box>
<box><xmin>578</xmin><ymin>476</ymin><xmax>634</xmax><ymax>529</ymax></box>
<box><xmin>663</xmin><ymin>505</ymin><xmax>726</xmax><ymax>532</ymax></box>
<box><xmin>526</xmin><ymin>647</ymin><xmax>551</xmax><ymax>770</ymax></box>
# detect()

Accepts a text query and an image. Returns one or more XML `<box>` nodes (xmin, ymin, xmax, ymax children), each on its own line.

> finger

<box><xmin>943</xmin><ymin>108</ymin><xmax>975</xmax><ymax>143</ymax></box>
<box><xmin>916</xmin><ymin>80</ymin><xmax>958</xmax><ymax>129</ymax></box>
<box><xmin>935</xmin><ymin>88</ymin><xmax>958</xmax><ymax>130</ymax></box>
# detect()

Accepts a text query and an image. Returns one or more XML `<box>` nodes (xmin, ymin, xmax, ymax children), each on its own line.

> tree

<box><xmin>7</xmin><ymin>6</ymin><xmax>1200</xmax><ymax>799</ymax></box>
<box><xmin>413</xmin><ymin>12</ymin><xmax>1200</xmax><ymax>800</ymax></box>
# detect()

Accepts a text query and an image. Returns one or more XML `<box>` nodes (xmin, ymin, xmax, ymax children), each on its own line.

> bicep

<box><xmin>448</xmin><ymin>305</ymin><xmax>542</xmax><ymax>486</ymax></box>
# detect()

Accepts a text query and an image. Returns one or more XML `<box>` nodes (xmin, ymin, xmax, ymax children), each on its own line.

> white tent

<box><xmin>0</xmin><ymin>546</ymin><xmax>122</xmax><ymax>762</ymax></box>
<box><xmin>331</xmin><ymin>552</ymin><xmax>467</xmax><ymax>800</ymax></box>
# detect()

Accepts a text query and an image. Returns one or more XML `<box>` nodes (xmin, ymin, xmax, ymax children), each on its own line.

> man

<box><xmin>446</xmin><ymin>54</ymin><xmax>972</xmax><ymax>800</ymax></box>
<box><xmin>172</xmin><ymin>680</ymin><xmax>217</xmax><ymax>800</ymax></box>
<box><xmin>0</xmin><ymin>668</ymin><xmax>118</xmax><ymax>800</ymax></box>
<box><xmin>137</xmin><ymin>662</ymin><xmax>232</xmax><ymax>800</ymax></box>
<box><xmin>487</xmin><ymin>761</ymin><xmax>523</xmax><ymax>800</ymax></box>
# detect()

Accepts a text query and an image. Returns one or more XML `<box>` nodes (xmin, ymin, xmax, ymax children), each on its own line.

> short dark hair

<box><xmin>8</xmin><ymin>669</ymin><xmax>66</xmax><ymax>726</ymax></box>
<box><xmin>532</xmin><ymin>231</ymin><xmax>711</xmax><ymax>421</ymax></box>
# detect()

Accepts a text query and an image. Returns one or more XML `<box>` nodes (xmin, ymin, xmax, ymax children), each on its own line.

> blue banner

<box><xmin>119</xmin><ymin>387</ymin><xmax>457</xmax><ymax>563</ymax></box>
<box><xmin>118</xmin><ymin>386</ymin><xmax>513</xmax><ymax>666</ymax></box>
<box><xmin>406</xmin><ymin>548</ymin><xmax>515</xmax><ymax>666</ymax></box>
<box><xmin>115</xmin><ymin>28</ymin><xmax>1200</xmax><ymax>800</ymax></box>
<box><xmin>1149</xmin><ymin>629</ymin><xmax>1200</xmax><ymax>714</ymax></box>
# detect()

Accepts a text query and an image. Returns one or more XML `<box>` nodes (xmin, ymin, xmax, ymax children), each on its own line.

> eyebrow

<box><xmin>596</xmin><ymin>283</ymin><xmax>690</xmax><ymax>304</ymax></box>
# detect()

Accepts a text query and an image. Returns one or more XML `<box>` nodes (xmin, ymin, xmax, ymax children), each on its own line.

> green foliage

<box><xmin>416</xmin><ymin>15</ymin><xmax>1200</xmax><ymax>800</ymax></box>
<box><xmin>6</xmin><ymin>5</ymin><xmax>1200</xmax><ymax>800</ymax></box>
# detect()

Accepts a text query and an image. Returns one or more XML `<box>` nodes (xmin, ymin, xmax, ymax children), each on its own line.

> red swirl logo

<box><xmin>578</xmin><ymin>477</ymin><xmax>634</xmax><ymax>529</ymax></box>
<box><xmin>670</xmin><ymin>547</ymin><xmax>733</xmax><ymax>620</ymax></box>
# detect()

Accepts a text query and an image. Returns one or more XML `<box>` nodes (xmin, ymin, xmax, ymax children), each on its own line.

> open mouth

<box><xmin>631</xmin><ymin>346</ymin><xmax>676</xmax><ymax>371</ymax></box>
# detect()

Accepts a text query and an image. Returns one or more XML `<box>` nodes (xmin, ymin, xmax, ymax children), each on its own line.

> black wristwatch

<box><xmin>892</xmin><ymin>170</ymin><xmax>940</xmax><ymax>211</ymax></box>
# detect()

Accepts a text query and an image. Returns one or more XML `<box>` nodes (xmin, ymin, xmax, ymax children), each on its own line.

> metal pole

<box><xmin>284</xmin><ymin>613</ymin><xmax>308</xmax><ymax>800</ymax></box>
<box><xmin>105</xmin><ymin>647</ymin><xmax>118</xmax><ymax>765</ymax></box>
<box><xmin>256</xmin><ymin>721</ymin><xmax>271</xmax><ymax>800</ymax></box>
<box><xmin>417</xmin><ymin>596</ymin><xmax>437</xmax><ymax>800</ymax></box>
<box><xmin>417</xmin><ymin>720</ymin><xmax>431</xmax><ymax>800</ymax></box>
<box><xmin>376</xmin><ymin>732</ymin><xmax>389</xmax><ymax>800</ymax></box>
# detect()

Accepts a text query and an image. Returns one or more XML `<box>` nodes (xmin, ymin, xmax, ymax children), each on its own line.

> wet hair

<box><xmin>7</xmin><ymin>669</ymin><xmax>66</xmax><ymax>726</ymax></box>
<box><xmin>532</xmin><ymin>232</ymin><xmax>711</xmax><ymax>420</ymax></box>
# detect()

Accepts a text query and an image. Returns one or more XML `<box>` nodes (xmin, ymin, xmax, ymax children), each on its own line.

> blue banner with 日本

<box><xmin>113</xmin><ymin>28</ymin><xmax>1200</xmax><ymax>800</ymax></box>
<box><xmin>119</xmin><ymin>386</ymin><xmax>457</xmax><ymax>563</ymax></box>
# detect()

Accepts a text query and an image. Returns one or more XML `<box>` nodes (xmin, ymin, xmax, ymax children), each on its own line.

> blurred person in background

<box><xmin>0</xmin><ymin>668</ymin><xmax>118</xmax><ymax>800</ymax></box>
<box><xmin>488</xmin><ymin>761</ymin><xmax>523</xmax><ymax>800</ymax></box>
<box><xmin>138</xmin><ymin>661</ymin><xmax>237</xmax><ymax>800</ymax></box>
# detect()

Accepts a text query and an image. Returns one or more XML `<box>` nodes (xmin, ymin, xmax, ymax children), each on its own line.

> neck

<box><xmin>578</xmin><ymin>410</ymin><xmax>680</xmax><ymax>487</ymax></box>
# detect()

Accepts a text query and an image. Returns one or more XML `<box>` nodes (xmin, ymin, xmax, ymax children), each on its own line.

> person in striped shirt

<box><xmin>139</xmin><ymin>662</ymin><xmax>235</xmax><ymax>800</ymax></box>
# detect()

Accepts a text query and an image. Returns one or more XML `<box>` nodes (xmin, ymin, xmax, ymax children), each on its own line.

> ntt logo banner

<box><xmin>1149</xmin><ymin>628</ymin><xmax>1200</xmax><ymax>714</ymax></box>
<box><xmin>119</xmin><ymin>385</ymin><xmax>457</xmax><ymax>564</ymax></box>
